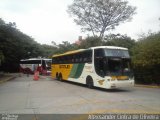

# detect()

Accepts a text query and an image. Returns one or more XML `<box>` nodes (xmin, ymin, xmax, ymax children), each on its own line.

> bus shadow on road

<box><xmin>57</xmin><ymin>79</ymin><xmax>131</xmax><ymax>92</ymax></box>
<box><xmin>94</xmin><ymin>87</ymin><xmax>131</xmax><ymax>92</ymax></box>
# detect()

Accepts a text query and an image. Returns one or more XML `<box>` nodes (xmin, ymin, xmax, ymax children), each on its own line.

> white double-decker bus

<box><xmin>51</xmin><ymin>46</ymin><xmax>134</xmax><ymax>89</ymax></box>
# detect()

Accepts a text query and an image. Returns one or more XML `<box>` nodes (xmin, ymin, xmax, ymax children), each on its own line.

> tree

<box><xmin>40</xmin><ymin>44</ymin><xmax>58</xmax><ymax>58</ymax></box>
<box><xmin>104</xmin><ymin>33</ymin><xmax>136</xmax><ymax>54</ymax></box>
<box><xmin>0</xmin><ymin>51</ymin><xmax>4</xmax><ymax>67</ymax></box>
<box><xmin>68</xmin><ymin>0</ymin><xmax>136</xmax><ymax>38</ymax></box>
<box><xmin>79</xmin><ymin>36</ymin><xmax>102</xmax><ymax>49</ymax></box>
<box><xmin>132</xmin><ymin>32</ymin><xmax>160</xmax><ymax>67</ymax></box>
<box><xmin>56</xmin><ymin>41</ymin><xmax>77</xmax><ymax>54</ymax></box>
<box><xmin>0</xmin><ymin>18</ymin><xmax>5</xmax><ymax>25</ymax></box>
<box><xmin>0</xmin><ymin>18</ymin><xmax>44</xmax><ymax>72</ymax></box>
<box><xmin>132</xmin><ymin>32</ymin><xmax>160</xmax><ymax>84</ymax></box>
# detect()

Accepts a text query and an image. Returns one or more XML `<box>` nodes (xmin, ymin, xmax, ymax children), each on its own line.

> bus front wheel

<box><xmin>86</xmin><ymin>76</ymin><xmax>94</xmax><ymax>89</ymax></box>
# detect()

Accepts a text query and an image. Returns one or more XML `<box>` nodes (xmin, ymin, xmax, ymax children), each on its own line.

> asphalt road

<box><xmin>0</xmin><ymin>74</ymin><xmax>160</xmax><ymax>114</ymax></box>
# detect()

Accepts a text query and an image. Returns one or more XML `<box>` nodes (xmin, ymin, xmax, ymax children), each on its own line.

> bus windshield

<box><xmin>104</xmin><ymin>49</ymin><xmax>130</xmax><ymax>58</ymax></box>
<box><xmin>96</xmin><ymin>57</ymin><xmax>133</xmax><ymax>77</ymax></box>
<box><xmin>45</xmin><ymin>59</ymin><xmax>52</xmax><ymax>70</ymax></box>
<box><xmin>107</xmin><ymin>58</ymin><xmax>132</xmax><ymax>76</ymax></box>
<box><xmin>94</xmin><ymin>49</ymin><xmax>133</xmax><ymax>77</ymax></box>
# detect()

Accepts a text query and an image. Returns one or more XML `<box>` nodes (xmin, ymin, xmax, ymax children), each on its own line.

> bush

<box><xmin>132</xmin><ymin>32</ymin><xmax>160</xmax><ymax>85</ymax></box>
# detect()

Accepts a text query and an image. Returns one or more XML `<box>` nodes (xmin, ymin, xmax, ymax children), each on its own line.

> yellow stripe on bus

<box><xmin>51</xmin><ymin>64</ymin><xmax>73</xmax><ymax>80</ymax></box>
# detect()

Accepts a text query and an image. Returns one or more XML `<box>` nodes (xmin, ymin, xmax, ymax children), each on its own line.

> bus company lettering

<box><xmin>59</xmin><ymin>65</ymin><xmax>70</xmax><ymax>69</ymax></box>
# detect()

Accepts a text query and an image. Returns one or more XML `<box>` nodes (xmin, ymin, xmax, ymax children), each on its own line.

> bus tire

<box><xmin>56</xmin><ymin>73</ymin><xmax>58</xmax><ymax>80</ymax></box>
<box><xmin>86</xmin><ymin>76</ymin><xmax>94</xmax><ymax>89</ymax></box>
<box><xmin>58</xmin><ymin>73</ymin><xmax>63</xmax><ymax>81</ymax></box>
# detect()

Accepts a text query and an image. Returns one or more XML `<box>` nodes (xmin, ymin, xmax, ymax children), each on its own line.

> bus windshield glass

<box><xmin>94</xmin><ymin>48</ymin><xmax>133</xmax><ymax>77</ymax></box>
<box><xmin>107</xmin><ymin>58</ymin><xmax>132</xmax><ymax>76</ymax></box>
<box><xmin>45</xmin><ymin>59</ymin><xmax>52</xmax><ymax>70</ymax></box>
<box><xmin>104</xmin><ymin>49</ymin><xmax>130</xmax><ymax>58</ymax></box>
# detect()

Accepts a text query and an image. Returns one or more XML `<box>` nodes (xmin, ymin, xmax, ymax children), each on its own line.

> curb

<box><xmin>135</xmin><ymin>84</ymin><xmax>160</xmax><ymax>88</ymax></box>
<box><xmin>0</xmin><ymin>76</ymin><xmax>16</xmax><ymax>84</ymax></box>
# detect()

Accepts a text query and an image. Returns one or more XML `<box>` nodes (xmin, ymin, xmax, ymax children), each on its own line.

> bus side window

<box><xmin>75</xmin><ymin>54</ymin><xmax>79</xmax><ymax>63</ymax></box>
<box><xmin>80</xmin><ymin>52</ymin><xmax>85</xmax><ymax>63</ymax></box>
<box><xmin>94</xmin><ymin>49</ymin><xmax>105</xmax><ymax>77</ymax></box>
<box><xmin>84</xmin><ymin>50</ymin><xmax>92</xmax><ymax>63</ymax></box>
<box><xmin>71</xmin><ymin>55</ymin><xmax>75</xmax><ymax>63</ymax></box>
<box><xmin>95</xmin><ymin>49</ymin><xmax>104</xmax><ymax>57</ymax></box>
<box><xmin>52</xmin><ymin>58</ymin><xmax>55</xmax><ymax>64</ymax></box>
<box><xmin>63</xmin><ymin>56</ymin><xmax>67</xmax><ymax>64</ymax></box>
<box><xmin>68</xmin><ymin>55</ymin><xmax>72</xmax><ymax>63</ymax></box>
<box><xmin>88</xmin><ymin>50</ymin><xmax>92</xmax><ymax>63</ymax></box>
<box><xmin>42</xmin><ymin>60</ymin><xmax>46</xmax><ymax>69</ymax></box>
<box><xmin>66</xmin><ymin>56</ymin><xmax>69</xmax><ymax>63</ymax></box>
<box><xmin>79</xmin><ymin>53</ymin><xmax>83</xmax><ymax>63</ymax></box>
<box><xmin>58</xmin><ymin>57</ymin><xmax>62</xmax><ymax>64</ymax></box>
<box><xmin>53</xmin><ymin>58</ymin><xmax>56</xmax><ymax>64</ymax></box>
<box><xmin>61</xmin><ymin>56</ymin><xmax>66</xmax><ymax>64</ymax></box>
<box><xmin>55</xmin><ymin>58</ymin><xmax>59</xmax><ymax>64</ymax></box>
<box><xmin>56</xmin><ymin>57</ymin><xmax>59</xmax><ymax>64</ymax></box>
<box><xmin>82</xmin><ymin>52</ymin><xmax>87</xmax><ymax>63</ymax></box>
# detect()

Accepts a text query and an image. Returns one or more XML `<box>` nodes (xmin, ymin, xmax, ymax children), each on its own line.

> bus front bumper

<box><xmin>107</xmin><ymin>80</ymin><xmax>134</xmax><ymax>89</ymax></box>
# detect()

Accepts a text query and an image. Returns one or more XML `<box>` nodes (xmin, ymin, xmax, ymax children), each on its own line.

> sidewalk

<box><xmin>0</xmin><ymin>73</ymin><xmax>16</xmax><ymax>84</ymax></box>
<box><xmin>135</xmin><ymin>84</ymin><xmax>160</xmax><ymax>88</ymax></box>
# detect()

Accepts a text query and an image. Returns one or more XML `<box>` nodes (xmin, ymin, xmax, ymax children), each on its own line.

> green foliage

<box><xmin>0</xmin><ymin>18</ymin><xmax>44</xmax><ymax>72</ymax></box>
<box><xmin>55</xmin><ymin>41</ymin><xmax>79</xmax><ymax>54</ymax></box>
<box><xmin>40</xmin><ymin>44</ymin><xmax>58</xmax><ymax>58</ymax></box>
<box><xmin>132</xmin><ymin>32</ymin><xmax>160</xmax><ymax>66</ymax></box>
<box><xmin>0</xmin><ymin>18</ymin><xmax>5</xmax><ymax>25</ymax></box>
<box><xmin>54</xmin><ymin>35</ymin><xmax>135</xmax><ymax>54</ymax></box>
<box><xmin>51</xmin><ymin>37</ymin><xmax>102</xmax><ymax>54</ymax></box>
<box><xmin>0</xmin><ymin>51</ymin><xmax>4</xmax><ymax>67</ymax></box>
<box><xmin>104</xmin><ymin>34</ymin><xmax>136</xmax><ymax>54</ymax></box>
<box><xmin>0</xmin><ymin>51</ymin><xmax>4</xmax><ymax>60</ymax></box>
<box><xmin>79</xmin><ymin>36</ymin><xmax>102</xmax><ymax>49</ymax></box>
<box><xmin>132</xmin><ymin>32</ymin><xmax>160</xmax><ymax>84</ymax></box>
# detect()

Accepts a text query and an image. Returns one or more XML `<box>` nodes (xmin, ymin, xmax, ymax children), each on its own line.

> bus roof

<box><xmin>20</xmin><ymin>58</ymin><xmax>51</xmax><ymax>61</ymax></box>
<box><xmin>52</xmin><ymin>49</ymin><xmax>86</xmax><ymax>57</ymax></box>
<box><xmin>52</xmin><ymin>46</ymin><xmax>128</xmax><ymax>57</ymax></box>
<box><xmin>90</xmin><ymin>46</ymin><xmax>128</xmax><ymax>50</ymax></box>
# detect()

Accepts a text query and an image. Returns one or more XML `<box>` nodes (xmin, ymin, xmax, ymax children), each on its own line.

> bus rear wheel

<box><xmin>86</xmin><ymin>76</ymin><xmax>94</xmax><ymax>88</ymax></box>
<box><xmin>56</xmin><ymin>73</ymin><xmax>59</xmax><ymax>80</ymax></box>
<box><xmin>58</xmin><ymin>73</ymin><xmax>63</xmax><ymax>81</ymax></box>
